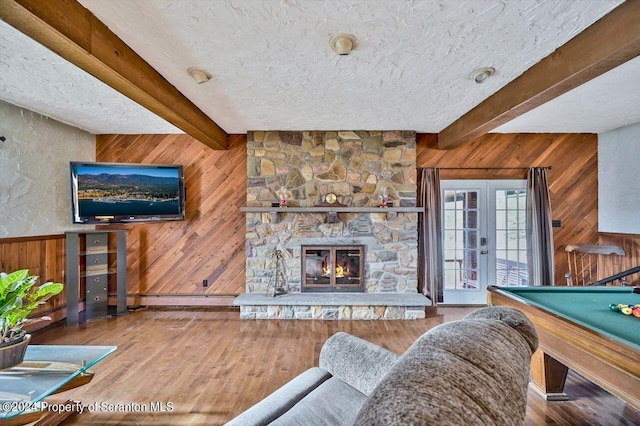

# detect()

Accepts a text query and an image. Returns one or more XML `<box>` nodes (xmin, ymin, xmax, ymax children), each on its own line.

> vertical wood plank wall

<box><xmin>417</xmin><ymin>133</ymin><xmax>599</xmax><ymax>286</ymax></box>
<box><xmin>96</xmin><ymin>134</ymin><xmax>247</xmax><ymax>305</ymax></box>
<box><xmin>0</xmin><ymin>235</ymin><xmax>66</xmax><ymax>316</ymax></box>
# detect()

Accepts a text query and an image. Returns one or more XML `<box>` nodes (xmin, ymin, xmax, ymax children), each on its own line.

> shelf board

<box><xmin>82</xmin><ymin>268</ymin><xmax>115</xmax><ymax>278</ymax></box>
<box><xmin>79</xmin><ymin>249</ymin><xmax>119</xmax><ymax>256</ymax></box>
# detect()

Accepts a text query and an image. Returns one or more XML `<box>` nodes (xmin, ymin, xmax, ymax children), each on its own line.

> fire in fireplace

<box><xmin>301</xmin><ymin>245</ymin><xmax>365</xmax><ymax>292</ymax></box>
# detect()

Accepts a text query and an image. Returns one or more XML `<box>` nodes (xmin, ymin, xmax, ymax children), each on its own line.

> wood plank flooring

<box><xmin>28</xmin><ymin>307</ymin><xmax>639</xmax><ymax>425</ymax></box>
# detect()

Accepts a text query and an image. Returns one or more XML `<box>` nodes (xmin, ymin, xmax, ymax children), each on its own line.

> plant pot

<box><xmin>0</xmin><ymin>334</ymin><xmax>31</xmax><ymax>370</ymax></box>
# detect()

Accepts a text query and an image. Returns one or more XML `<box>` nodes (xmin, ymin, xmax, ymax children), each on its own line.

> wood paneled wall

<box><xmin>0</xmin><ymin>235</ymin><xmax>66</xmax><ymax>317</ymax></box>
<box><xmin>1</xmin><ymin>132</ymin><xmax>610</xmax><ymax>310</ymax></box>
<box><xmin>598</xmin><ymin>233</ymin><xmax>640</xmax><ymax>286</ymax></box>
<box><xmin>96</xmin><ymin>134</ymin><xmax>247</xmax><ymax>305</ymax></box>
<box><xmin>417</xmin><ymin>133</ymin><xmax>599</xmax><ymax>286</ymax></box>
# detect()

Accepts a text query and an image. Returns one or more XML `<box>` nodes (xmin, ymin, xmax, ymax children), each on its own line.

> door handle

<box><xmin>481</xmin><ymin>249</ymin><xmax>488</xmax><ymax>255</ymax></box>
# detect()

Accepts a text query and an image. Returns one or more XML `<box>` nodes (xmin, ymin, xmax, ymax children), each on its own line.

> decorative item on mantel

<box><xmin>318</xmin><ymin>192</ymin><xmax>346</xmax><ymax>207</ymax></box>
<box><xmin>278</xmin><ymin>186</ymin><xmax>288</xmax><ymax>207</ymax></box>
<box><xmin>266</xmin><ymin>248</ymin><xmax>290</xmax><ymax>297</ymax></box>
<box><xmin>0</xmin><ymin>270</ymin><xmax>63</xmax><ymax>370</ymax></box>
<box><xmin>379</xmin><ymin>186</ymin><xmax>388</xmax><ymax>208</ymax></box>
<box><xmin>318</xmin><ymin>192</ymin><xmax>346</xmax><ymax>223</ymax></box>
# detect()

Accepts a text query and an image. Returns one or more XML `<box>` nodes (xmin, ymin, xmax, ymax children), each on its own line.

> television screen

<box><xmin>70</xmin><ymin>162</ymin><xmax>186</xmax><ymax>224</ymax></box>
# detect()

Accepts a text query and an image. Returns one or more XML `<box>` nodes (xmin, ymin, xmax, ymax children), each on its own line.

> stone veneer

<box><xmin>242</xmin><ymin>131</ymin><xmax>422</xmax><ymax>319</ymax></box>
<box><xmin>240</xmin><ymin>304</ymin><xmax>427</xmax><ymax>320</ymax></box>
<box><xmin>247</xmin><ymin>130</ymin><xmax>417</xmax><ymax>208</ymax></box>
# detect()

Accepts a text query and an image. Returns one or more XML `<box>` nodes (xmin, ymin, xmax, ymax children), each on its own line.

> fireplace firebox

<box><xmin>301</xmin><ymin>245</ymin><xmax>365</xmax><ymax>292</ymax></box>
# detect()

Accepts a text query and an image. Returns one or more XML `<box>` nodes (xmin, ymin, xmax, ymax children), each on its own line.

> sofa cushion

<box><xmin>271</xmin><ymin>377</ymin><xmax>367</xmax><ymax>426</ymax></box>
<box><xmin>354</xmin><ymin>306</ymin><xmax>537</xmax><ymax>426</ymax></box>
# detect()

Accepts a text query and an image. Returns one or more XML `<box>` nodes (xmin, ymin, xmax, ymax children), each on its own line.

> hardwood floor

<box><xmin>28</xmin><ymin>307</ymin><xmax>639</xmax><ymax>425</ymax></box>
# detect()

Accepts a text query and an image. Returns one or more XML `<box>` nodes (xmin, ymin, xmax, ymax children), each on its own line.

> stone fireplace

<box><xmin>235</xmin><ymin>131</ymin><xmax>431</xmax><ymax>319</ymax></box>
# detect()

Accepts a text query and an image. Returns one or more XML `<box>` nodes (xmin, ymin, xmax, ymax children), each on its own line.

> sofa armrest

<box><xmin>225</xmin><ymin>367</ymin><xmax>332</xmax><ymax>426</ymax></box>
<box><xmin>319</xmin><ymin>332</ymin><xmax>399</xmax><ymax>396</ymax></box>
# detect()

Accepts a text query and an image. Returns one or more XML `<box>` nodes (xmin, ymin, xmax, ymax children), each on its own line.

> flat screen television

<box><xmin>70</xmin><ymin>162</ymin><xmax>186</xmax><ymax>224</ymax></box>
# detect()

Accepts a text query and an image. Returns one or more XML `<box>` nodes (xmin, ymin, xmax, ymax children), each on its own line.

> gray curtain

<box><xmin>526</xmin><ymin>168</ymin><xmax>555</xmax><ymax>286</ymax></box>
<box><xmin>418</xmin><ymin>168</ymin><xmax>443</xmax><ymax>303</ymax></box>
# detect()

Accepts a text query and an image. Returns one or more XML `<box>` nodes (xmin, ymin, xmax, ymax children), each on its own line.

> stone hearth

<box><xmin>236</xmin><ymin>130</ymin><xmax>430</xmax><ymax>319</ymax></box>
<box><xmin>234</xmin><ymin>293</ymin><xmax>429</xmax><ymax>320</ymax></box>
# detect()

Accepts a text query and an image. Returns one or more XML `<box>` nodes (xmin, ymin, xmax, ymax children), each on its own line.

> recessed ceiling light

<box><xmin>187</xmin><ymin>67</ymin><xmax>212</xmax><ymax>84</ymax></box>
<box><xmin>470</xmin><ymin>67</ymin><xmax>495</xmax><ymax>83</ymax></box>
<box><xmin>330</xmin><ymin>33</ymin><xmax>357</xmax><ymax>55</ymax></box>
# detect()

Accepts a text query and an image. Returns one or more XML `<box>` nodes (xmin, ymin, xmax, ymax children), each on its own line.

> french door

<box><xmin>441</xmin><ymin>180</ymin><xmax>527</xmax><ymax>305</ymax></box>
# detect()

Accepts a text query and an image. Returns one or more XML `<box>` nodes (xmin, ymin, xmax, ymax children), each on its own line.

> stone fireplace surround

<box><xmin>234</xmin><ymin>130</ymin><xmax>431</xmax><ymax>319</ymax></box>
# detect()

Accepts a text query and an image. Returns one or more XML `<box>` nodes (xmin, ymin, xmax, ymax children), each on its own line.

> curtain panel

<box><xmin>418</xmin><ymin>168</ymin><xmax>443</xmax><ymax>303</ymax></box>
<box><xmin>526</xmin><ymin>168</ymin><xmax>555</xmax><ymax>286</ymax></box>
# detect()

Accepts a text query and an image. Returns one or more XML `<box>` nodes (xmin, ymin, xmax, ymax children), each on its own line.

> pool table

<box><xmin>487</xmin><ymin>285</ymin><xmax>640</xmax><ymax>411</ymax></box>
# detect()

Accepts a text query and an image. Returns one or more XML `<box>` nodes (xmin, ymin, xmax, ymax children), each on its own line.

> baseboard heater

<box><xmin>115</xmin><ymin>294</ymin><xmax>239</xmax><ymax>307</ymax></box>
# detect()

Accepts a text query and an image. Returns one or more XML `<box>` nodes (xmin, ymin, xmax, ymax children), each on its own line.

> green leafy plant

<box><xmin>0</xmin><ymin>269</ymin><xmax>63</xmax><ymax>346</ymax></box>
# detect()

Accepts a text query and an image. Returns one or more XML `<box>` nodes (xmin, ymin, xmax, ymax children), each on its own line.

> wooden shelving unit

<box><xmin>66</xmin><ymin>230</ymin><xmax>128</xmax><ymax>325</ymax></box>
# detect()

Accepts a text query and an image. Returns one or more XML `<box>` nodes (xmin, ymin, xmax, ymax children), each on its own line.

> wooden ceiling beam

<box><xmin>0</xmin><ymin>0</ymin><xmax>228</xmax><ymax>150</ymax></box>
<box><xmin>438</xmin><ymin>0</ymin><xmax>640</xmax><ymax>150</ymax></box>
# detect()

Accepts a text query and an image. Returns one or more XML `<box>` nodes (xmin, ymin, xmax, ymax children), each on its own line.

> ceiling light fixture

<box><xmin>187</xmin><ymin>67</ymin><xmax>212</xmax><ymax>84</ymax></box>
<box><xmin>470</xmin><ymin>67</ymin><xmax>495</xmax><ymax>83</ymax></box>
<box><xmin>330</xmin><ymin>33</ymin><xmax>357</xmax><ymax>55</ymax></box>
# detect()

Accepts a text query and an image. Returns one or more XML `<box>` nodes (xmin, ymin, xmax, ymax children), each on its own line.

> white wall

<box><xmin>0</xmin><ymin>100</ymin><xmax>95</xmax><ymax>238</ymax></box>
<box><xmin>598</xmin><ymin>121</ymin><xmax>640</xmax><ymax>235</ymax></box>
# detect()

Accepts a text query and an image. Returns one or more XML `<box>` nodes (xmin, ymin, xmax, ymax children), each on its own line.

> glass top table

<box><xmin>0</xmin><ymin>345</ymin><xmax>117</xmax><ymax>419</ymax></box>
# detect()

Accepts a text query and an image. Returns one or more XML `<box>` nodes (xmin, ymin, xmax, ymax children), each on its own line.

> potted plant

<box><xmin>0</xmin><ymin>269</ymin><xmax>63</xmax><ymax>369</ymax></box>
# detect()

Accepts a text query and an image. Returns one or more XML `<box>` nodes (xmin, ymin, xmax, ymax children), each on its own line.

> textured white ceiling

<box><xmin>494</xmin><ymin>54</ymin><xmax>640</xmax><ymax>134</ymax></box>
<box><xmin>0</xmin><ymin>20</ymin><xmax>181</xmax><ymax>134</ymax></box>
<box><xmin>1</xmin><ymin>0</ymin><xmax>635</xmax><ymax>136</ymax></box>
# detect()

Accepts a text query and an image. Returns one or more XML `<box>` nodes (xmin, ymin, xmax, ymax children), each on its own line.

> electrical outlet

<box><xmin>552</xmin><ymin>219</ymin><xmax>562</xmax><ymax>228</ymax></box>
<box><xmin>203</xmin><ymin>279</ymin><xmax>208</xmax><ymax>287</ymax></box>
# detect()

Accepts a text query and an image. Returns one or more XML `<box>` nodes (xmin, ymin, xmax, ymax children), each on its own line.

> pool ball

<box><xmin>633</xmin><ymin>308</ymin><xmax>640</xmax><ymax>318</ymax></box>
<box><xmin>621</xmin><ymin>307</ymin><xmax>633</xmax><ymax>315</ymax></box>
<box><xmin>609</xmin><ymin>304</ymin><xmax>620</xmax><ymax>311</ymax></box>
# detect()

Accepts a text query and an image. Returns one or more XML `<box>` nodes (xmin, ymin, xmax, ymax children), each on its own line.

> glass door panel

<box><xmin>442</xmin><ymin>180</ymin><xmax>527</xmax><ymax>305</ymax></box>
<box><xmin>442</xmin><ymin>184</ymin><xmax>486</xmax><ymax>304</ymax></box>
<box><xmin>489</xmin><ymin>183</ymin><xmax>528</xmax><ymax>287</ymax></box>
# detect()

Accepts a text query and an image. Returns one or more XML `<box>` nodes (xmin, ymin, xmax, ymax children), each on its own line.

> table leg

<box><xmin>529</xmin><ymin>350</ymin><xmax>569</xmax><ymax>401</ymax></box>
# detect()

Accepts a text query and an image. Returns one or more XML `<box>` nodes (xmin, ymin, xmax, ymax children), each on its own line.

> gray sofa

<box><xmin>226</xmin><ymin>306</ymin><xmax>538</xmax><ymax>426</ymax></box>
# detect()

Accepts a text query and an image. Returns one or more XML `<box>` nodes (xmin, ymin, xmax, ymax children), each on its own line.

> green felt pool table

<box><xmin>488</xmin><ymin>285</ymin><xmax>640</xmax><ymax>411</ymax></box>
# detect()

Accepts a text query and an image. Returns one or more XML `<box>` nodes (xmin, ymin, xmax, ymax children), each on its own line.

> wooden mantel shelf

<box><xmin>241</xmin><ymin>206</ymin><xmax>421</xmax><ymax>223</ymax></box>
<box><xmin>240</xmin><ymin>207</ymin><xmax>422</xmax><ymax>213</ymax></box>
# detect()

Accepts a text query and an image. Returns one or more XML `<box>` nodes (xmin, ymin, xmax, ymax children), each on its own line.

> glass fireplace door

<box><xmin>302</xmin><ymin>245</ymin><xmax>364</xmax><ymax>292</ymax></box>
